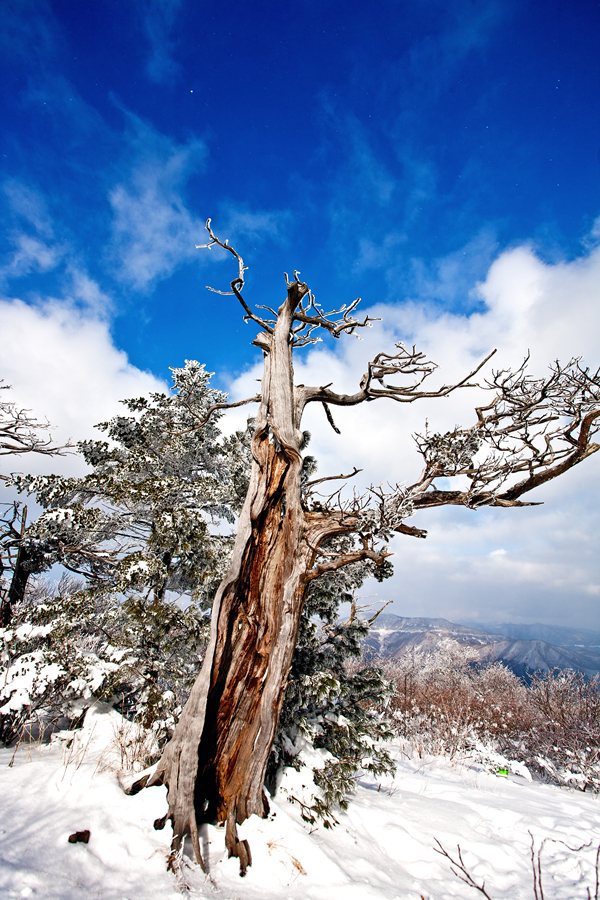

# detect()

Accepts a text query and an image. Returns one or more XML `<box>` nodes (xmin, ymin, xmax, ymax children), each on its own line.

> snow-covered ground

<box><xmin>2</xmin><ymin>704</ymin><xmax>600</xmax><ymax>900</ymax></box>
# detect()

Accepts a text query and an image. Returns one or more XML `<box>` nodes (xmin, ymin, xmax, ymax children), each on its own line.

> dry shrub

<box><xmin>375</xmin><ymin>642</ymin><xmax>600</xmax><ymax>790</ymax></box>
<box><xmin>95</xmin><ymin>718</ymin><xmax>161</xmax><ymax>775</ymax></box>
<box><xmin>377</xmin><ymin>641</ymin><xmax>533</xmax><ymax>758</ymax></box>
<box><xmin>527</xmin><ymin>670</ymin><xmax>600</xmax><ymax>790</ymax></box>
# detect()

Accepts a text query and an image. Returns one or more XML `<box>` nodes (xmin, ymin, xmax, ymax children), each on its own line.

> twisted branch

<box><xmin>197</xmin><ymin>220</ymin><xmax>273</xmax><ymax>333</ymax></box>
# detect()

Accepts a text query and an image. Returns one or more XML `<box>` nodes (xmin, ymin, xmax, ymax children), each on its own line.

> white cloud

<box><xmin>225</xmin><ymin>226</ymin><xmax>600</xmax><ymax>628</ymax></box>
<box><xmin>0</xmin><ymin>297</ymin><xmax>166</xmax><ymax>478</ymax></box>
<box><xmin>1</xmin><ymin>181</ymin><xmax>66</xmax><ymax>282</ymax></box>
<box><xmin>108</xmin><ymin>119</ymin><xmax>208</xmax><ymax>290</ymax></box>
<box><xmin>1</xmin><ymin>179</ymin><xmax>116</xmax><ymax>321</ymax></box>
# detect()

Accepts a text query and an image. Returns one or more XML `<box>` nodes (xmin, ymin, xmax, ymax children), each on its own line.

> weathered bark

<box><xmin>145</xmin><ymin>282</ymin><xmax>341</xmax><ymax>873</ymax></box>
<box><xmin>1</xmin><ymin>546</ymin><xmax>31</xmax><ymax>626</ymax></box>
<box><xmin>136</xmin><ymin>262</ymin><xmax>495</xmax><ymax>872</ymax></box>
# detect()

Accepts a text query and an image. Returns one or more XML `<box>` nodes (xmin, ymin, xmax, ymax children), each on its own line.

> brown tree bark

<box><xmin>143</xmin><ymin>281</ymin><xmax>359</xmax><ymax>873</ymax></box>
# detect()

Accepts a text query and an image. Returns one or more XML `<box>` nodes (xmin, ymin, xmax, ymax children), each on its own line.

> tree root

<box><xmin>226</xmin><ymin>806</ymin><xmax>252</xmax><ymax>876</ymax></box>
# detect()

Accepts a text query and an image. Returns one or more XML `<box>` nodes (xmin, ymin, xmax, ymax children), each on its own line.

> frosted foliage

<box><xmin>417</xmin><ymin>428</ymin><xmax>481</xmax><ymax>475</ymax></box>
<box><xmin>9</xmin><ymin>360</ymin><xmax>252</xmax><ymax>605</ymax></box>
<box><xmin>0</xmin><ymin>574</ymin><xmax>211</xmax><ymax>747</ymax></box>
<box><xmin>380</xmin><ymin>642</ymin><xmax>600</xmax><ymax>792</ymax></box>
<box><xmin>269</xmin><ymin>543</ymin><xmax>395</xmax><ymax>826</ymax></box>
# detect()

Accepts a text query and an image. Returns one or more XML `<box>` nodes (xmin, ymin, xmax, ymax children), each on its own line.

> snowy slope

<box><xmin>2</xmin><ymin>705</ymin><xmax>600</xmax><ymax>900</ymax></box>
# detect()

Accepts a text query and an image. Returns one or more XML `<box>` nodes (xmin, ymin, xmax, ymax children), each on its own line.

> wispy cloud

<box><xmin>137</xmin><ymin>0</ymin><xmax>184</xmax><ymax>85</ymax></box>
<box><xmin>63</xmin><ymin>265</ymin><xmax>114</xmax><ymax>319</ymax></box>
<box><xmin>1</xmin><ymin>179</ymin><xmax>113</xmax><ymax>318</ymax></box>
<box><xmin>0</xmin><ymin>0</ymin><xmax>56</xmax><ymax>66</ymax></box>
<box><xmin>108</xmin><ymin>117</ymin><xmax>207</xmax><ymax>290</ymax></box>
<box><xmin>3</xmin><ymin>181</ymin><xmax>54</xmax><ymax>238</ymax></box>
<box><xmin>219</xmin><ymin>206</ymin><xmax>292</xmax><ymax>246</ymax></box>
<box><xmin>0</xmin><ymin>181</ymin><xmax>65</xmax><ymax>282</ymax></box>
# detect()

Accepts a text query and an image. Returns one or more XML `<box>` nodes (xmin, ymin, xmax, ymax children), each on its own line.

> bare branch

<box><xmin>197</xmin><ymin>220</ymin><xmax>274</xmax><ymax>333</ymax></box>
<box><xmin>528</xmin><ymin>832</ymin><xmax>599</xmax><ymax>900</ymax></box>
<box><xmin>322</xmin><ymin>402</ymin><xmax>341</xmax><ymax>434</ymax></box>
<box><xmin>299</xmin><ymin>347</ymin><xmax>497</xmax><ymax>414</ymax></box>
<box><xmin>366</xmin><ymin>598</ymin><xmax>393</xmax><ymax>625</ymax></box>
<box><xmin>305</xmin><ymin>467</ymin><xmax>362</xmax><ymax>489</ymax></box>
<box><xmin>304</xmin><ymin>478</ymin><xmax>427</xmax><ymax>558</ymax></box>
<box><xmin>395</xmin><ymin>522</ymin><xmax>428</xmax><ymax>538</ymax></box>
<box><xmin>342</xmin><ymin>598</ymin><xmax>392</xmax><ymax>626</ymax></box>
<box><xmin>0</xmin><ymin>384</ymin><xmax>70</xmax><ymax>475</ymax></box>
<box><xmin>304</xmin><ymin>545</ymin><xmax>393</xmax><ymax>582</ymax></box>
<box><xmin>393</xmin><ymin>358</ymin><xmax>600</xmax><ymax>513</ymax></box>
<box><xmin>291</xmin><ymin>289</ymin><xmax>381</xmax><ymax>343</ymax></box>
<box><xmin>434</xmin><ymin>840</ymin><xmax>494</xmax><ymax>899</ymax></box>
<box><xmin>172</xmin><ymin>394</ymin><xmax>261</xmax><ymax>435</ymax></box>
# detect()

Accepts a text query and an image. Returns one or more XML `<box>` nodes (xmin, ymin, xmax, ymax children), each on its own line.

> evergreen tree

<box><xmin>2</xmin><ymin>362</ymin><xmax>252</xmax><ymax>742</ymax></box>
<box><xmin>10</xmin><ymin>361</ymin><xmax>250</xmax><ymax>607</ymax></box>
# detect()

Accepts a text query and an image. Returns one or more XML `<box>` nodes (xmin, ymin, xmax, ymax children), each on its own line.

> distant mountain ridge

<box><xmin>365</xmin><ymin>614</ymin><xmax>600</xmax><ymax>679</ymax></box>
<box><xmin>468</xmin><ymin>621</ymin><xmax>600</xmax><ymax>652</ymax></box>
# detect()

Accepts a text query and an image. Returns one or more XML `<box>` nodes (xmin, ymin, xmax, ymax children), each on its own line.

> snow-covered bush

<box><xmin>378</xmin><ymin>642</ymin><xmax>600</xmax><ymax>793</ymax></box>
<box><xmin>379</xmin><ymin>641</ymin><xmax>533</xmax><ymax>758</ymax></box>
<box><xmin>1</xmin><ymin>576</ymin><xmax>114</xmax><ymax>744</ymax></box>
<box><xmin>269</xmin><ymin>547</ymin><xmax>395</xmax><ymax>826</ymax></box>
<box><xmin>525</xmin><ymin>669</ymin><xmax>600</xmax><ymax>791</ymax></box>
<box><xmin>0</xmin><ymin>574</ymin><xmax>211</xmax><ymax>749</ymax></box>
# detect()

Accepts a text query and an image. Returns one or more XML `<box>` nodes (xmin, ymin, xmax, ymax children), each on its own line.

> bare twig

<box><xmin>305</xmin><ymin>467</ymin><xmax>362</xmax><ymax>489</ymax></box>
<box><xmin>197</xmin><ymin>219</ymin><xmax>274</xmax><ymax>333</ymax></box>
<box><xmin>0</xmin><ymin>383</ymin><xmax>70</xmax><ymax>472</ymax></box>
<box><xmin>322</xmin><ymin>402</ymin><xmax>341</xmax><ymax>434</ymax></box>
<box><xmin>366</xmin><ymin>599</ymin><xmax>393</xmax><ymax>625</ymax></box>
<box><xmin>434</xmin><ymin>839</ymin><xmax>494</xmax><ymax>899</ymax></box>
<box><xmin>529</xmin><ymin>833</ymin><xmax>598</xmax><ymax>900</ymax></box>
<box><xmin>298</xmin><ymin>348</ymin><xmax>497</xmax><ymax>416</ymax></box>
<box><xmin>172</xmin><ymin>394</ymin><xmax>261</xmax><ymax>434</ymax></box>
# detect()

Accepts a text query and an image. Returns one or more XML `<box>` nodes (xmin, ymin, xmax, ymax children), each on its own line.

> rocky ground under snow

<box><xmin>2</xmin><ymin>703</ymin><xmax>600</xmax><ymax>900</ymax></box>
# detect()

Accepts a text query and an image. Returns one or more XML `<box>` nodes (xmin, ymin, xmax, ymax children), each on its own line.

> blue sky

<box><xmin>2</xmin><ymin>0</ymin><xmax>600</xmax><ymax>628</ymax></box>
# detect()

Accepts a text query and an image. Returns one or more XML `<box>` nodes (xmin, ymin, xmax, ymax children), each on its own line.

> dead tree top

<box><xmin>197</xmin><ymin>220</ymin><xmax>494</xmax><ymax>414</ymax></box>
<box><xmin>196</xmin><ymin>221</ymin><xmax>600</xmax><ymax>526</ymax></box>
<box><xmin>1</xmin><ymin>383</ymin><xmax>70</xmax><ymax>478</ymax></box>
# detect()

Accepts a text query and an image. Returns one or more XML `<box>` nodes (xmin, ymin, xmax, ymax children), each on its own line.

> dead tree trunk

<box><xmin>139</xmin><ymin>222</ymin><xmax>600</xmax><ymax>875</ymax></box>
<box><xmin>146</xmin><ymin>281</ymin><xmax>325</xmax><ymax>871</ymax></box>
<box><xmin>144</xmin><ymin>270</ymin><xmax>391</xmax><ymax>871</ymax></box>
<box><xmin>1</xmin><ymin>505</ymin><xmax>29</xmax><ymax>627</ymax></box>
